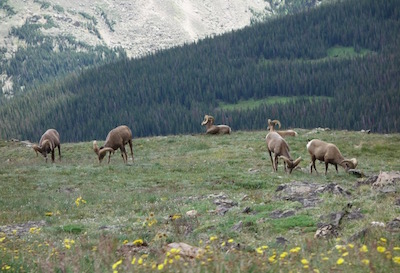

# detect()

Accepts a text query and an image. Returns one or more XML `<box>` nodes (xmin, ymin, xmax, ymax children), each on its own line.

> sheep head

<box><xmin>341</xmin><ymin>158</ymin><xmax>358</xmax><ymax>170</ymax></box>
<box><xmin>201</xmin><ymin>115</ymin><xmax>215</xmax><ymax>126</ymax></box>
<box><xmin>32</xmin><ymin>139</ymin><xmax>53</xmax><ymax>159</ymax></box>
<box><xmin>93</xmin><ymin>140</ymin><xmax>114</xmax><ymax>163</ymax></box>
<box><xmin>279</xmin><ymin>155</ymin><xmax>302</xmax><ymax>173</ymax></box>
<box><xmin>267</xmin><ymin>119</ymin><xmax>281</xmax><ymax>130</ymax></box>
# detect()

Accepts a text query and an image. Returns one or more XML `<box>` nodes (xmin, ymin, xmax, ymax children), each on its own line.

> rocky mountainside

<box><xmin>1</xmin><ymin>0</ymin><xmax>271</xmax><ymax>58</ymax></box>
<box><xmin>0</xmin><ymin>0</ymin><xmax>328</xmax><ymax>98</ymax></box>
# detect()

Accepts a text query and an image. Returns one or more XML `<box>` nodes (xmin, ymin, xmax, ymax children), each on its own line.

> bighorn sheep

<box><xmin>32</xmin><ymin>129</ymin><xmax>61</xmax><ymax>163</ymax></box>
<box><xmin>267</xmin><ymin>119</ymin><xmax>298</xmax><ymax>137</ymax></box>
<box><xmin>266</xmin><ymin>131</ymin><xmax>302</xmax><ymax>173</ymax></box>
<box><xmin>93</xmin><ymin>125</ymin><xmax>134</xmax><ymax>163</ymax></box>
<box><xmin>306</xmin><ymin>139</ymin><xmax>358</xmax><ymax>175</ymax></box>
<box><xmin>201</xmin><ymin>115</ymin><xmax>231</xmax><ymax>135</ymax></box>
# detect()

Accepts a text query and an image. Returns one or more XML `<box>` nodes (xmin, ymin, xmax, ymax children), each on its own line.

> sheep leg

<box><xmin>108</xmin><ymin>151</ymin><xmax>112</xmax><ymax>164</ymax></box>
<box><xmin>57</xmin><ymin>145</ymin><xmax>61</xmax><ymax>161</ymax></box>
<box><xmin>51</xmin><ymin>150</ymin><xmax>55</xmax><ymax>163</ymax></box>
<box><xmin>120</xmin><ymin>147</ymin><xmax>127</xmax><ymax>163</ymax></box>
<box><xmin>274</xmin><ymin>155</ymin><xmax>279</xmax><ymax>172</ymax></box>
<box><xmin>334</xmin><ymin>164</ymin><xmax>338</xmax><ymax>173</ymax></box>
<box><xmin>325</xmin><ymin>162</ymin><xmax>329</xmax><ymax>175</ymax></box>
<box><xmin>128</xmin><ymin>140</ymin><xmax>134</xmax><ymax>161</ymax></box>
<box><xmin>268</xmin><ymin>151</ymin><xmax>275</xmax><ymax>171</ymax></box>
<box><xmin>310</xmin><ymin>157</ymin><xmax>318</xmax><ymax>174</ymax></box>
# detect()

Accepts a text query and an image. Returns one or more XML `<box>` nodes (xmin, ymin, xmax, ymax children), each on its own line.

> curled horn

<box><xmin>201</xmin><ymin>115</ymin><xmax>209</xmax><ymax>126</ymax></box>
<box><xmin>93</xmin><ymin>141</ymin><xmax>100</xmax><ymax>155</ymax></box>
<box><xmin>279</xmin><ymin>156</ymin><xmax>302</xmax><ymax>168</ymax></box>
<box><xmin>272</xmin><ymin>119</ymin><xmax>281</xmax><ymax>129</ymax></box>
<box><xmin>32</xmin><ymin>144</ymin><xmax>40</xmax><ymax>156</ymax></box>
<box><xmin>341</xmin><ymin>158</ymin><xmax>358</xmax><ymax>169</ymax></box>
<box><xmin>98</xmin><ymin>147</ymin><xmax>114</xmax><ymax>162</ymax></box>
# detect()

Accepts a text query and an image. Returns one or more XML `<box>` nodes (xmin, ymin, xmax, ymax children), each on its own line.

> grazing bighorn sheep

<box><xmin>32</xmin><ymin>129</ymin><xmax>61</xmax><ymax>163</ymax></box>
<box><xmin>267</xmin><ymin>119</ymin><xmax>298</xmax><ymax>137</ymax></box>
<box><xmin>201</xmin><ymin>115</ymin><xmax>231</xmax><ymax>135</ymax></box>
<box><xmin>266</xmin><ymin>131</ymin><xmax>302</xmax><ymax>173</ymax></box>
<box><xmin>93</xmin><ymin>125</ymin><xmax>134</xmax><ymax>163</ymax></box>
<box><xmin>307</xmin><ymin>139</ymin><xmax>358</xmax><ymax>175</ymax></box>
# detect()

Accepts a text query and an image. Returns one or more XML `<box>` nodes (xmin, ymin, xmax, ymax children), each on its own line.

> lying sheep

<box><xmin>32</xmin><ymin>129</ymin><xmax>61</xmax><ymax>163</ymax></box>
<box><xmin>201</xmin><ymin>115</ymin><xmax>231</xmax><ymax>135</ymax></box>
<box><xmin>267</xmin><ymin>119</ymin><xmax>298</xmax><ymax>137</ymax></box>
<box><xmin>307</xmin><ymin>139</ymin><xmax>358</xmax><ymax>175</ymax></box>
<box><xmin>266</xmin><ymin>131</ymin><xmax>302</xmax><ymax>173</ymax></box>
<box><xmin>93</xmin><ymin>125</ymin><xmax>134</xmax><ymax>163</ymax></box>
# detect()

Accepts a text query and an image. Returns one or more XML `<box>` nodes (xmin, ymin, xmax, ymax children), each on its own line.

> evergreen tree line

<box><xmin>0</xmin><ymin>0</ymin><xmax>399</xmax><ymax>142</ymax></box>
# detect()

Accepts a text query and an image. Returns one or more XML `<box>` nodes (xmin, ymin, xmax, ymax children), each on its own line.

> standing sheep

<box><xmin>201</xmin><ymin>115</ymin><xmax>231</xmax><ymax>135</ymax></box>
<box><xmin>266</xmin><ymin>131</ymin><xmax>302</xmax><ymax>173</ymax></box>
<box><xmin>93</xmin><ymin>125</ymin><xmax>134</xmax><ymax>164</ymax></box>
<box><xmin>307</xmin><ymin>139</ymin><xmax>358</xmax><ymax>175</ymax></box>
<box><xmin>32</xmin><ymin>129</ymin><xmax>61</xmax><ymax>163</ymax></box>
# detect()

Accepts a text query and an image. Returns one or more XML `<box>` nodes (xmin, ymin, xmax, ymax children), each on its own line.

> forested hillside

<box><xmin>1</xmin><ymin>0</ymin><xmax>399</xmax><ymax>142</ymax></box>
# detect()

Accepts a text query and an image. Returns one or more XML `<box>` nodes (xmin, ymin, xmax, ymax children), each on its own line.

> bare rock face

<box><xmin>275</xmin><ymin>181</ymin><xmax>351</xmax><ymax>207</ymax></box>
<box><xmin>372</xmin><ymin>171</ymin><xmax>400</xmax><ymax>193</ymax></box>
<box><xmin>0</xmin><ymin>0</ymin><xmax>268</xmax><ymax>59</ymax></box>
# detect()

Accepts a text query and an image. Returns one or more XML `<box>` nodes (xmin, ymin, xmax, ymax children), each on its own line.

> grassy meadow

<box><xmin>1</xmin><ymin>129</ymin><xmax>400</xmax><ymax>272</ymax></box>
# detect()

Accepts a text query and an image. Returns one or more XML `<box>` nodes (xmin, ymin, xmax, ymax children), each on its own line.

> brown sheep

<box><xmin>93</xmin><ymin>125</ymin><xmax>134</xmax><ymax>163</ymax></box>
<box><xmin>32</xmin><ymin>129</ymin><xmax>61</xmax><ymax>163</ymax></box>
<box><xmin>201</xmin><ymin>115</ymin><xmax>231</xmax><ymax>135</ymax></box>
<box><xmin>307</xmin><ymin>139</ymin><xmax>358</xmax><ymax>175</ymax></box>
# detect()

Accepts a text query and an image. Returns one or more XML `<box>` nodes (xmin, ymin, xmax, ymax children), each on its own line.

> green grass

<box><xmin>327</xmin><ymin>46</ymin><xmax>372</xmax><ymax>58</ymax></box>
<box><xmin>1</xmin><ymin>129</ymin><xmax>400</xmax><ymax>272</ymax></box>
<box><xmin>218</xmin><ymin>96</ymin><xmax>331</xmax><ymax>111</ymax></box>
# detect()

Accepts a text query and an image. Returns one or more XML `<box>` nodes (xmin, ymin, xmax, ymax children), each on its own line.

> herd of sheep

<box><xmin>31</xmin><ymin>115</ymin><xmax>358</xmax><ymax>175</ymax></box>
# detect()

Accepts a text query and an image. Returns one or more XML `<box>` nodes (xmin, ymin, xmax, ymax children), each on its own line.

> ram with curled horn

<box><xmin>201</xmin><ymin>115</ymin><xmax>231</xmax><ymax>135</ymax></box>
<box><xmin>307</xmin><ymin>139</ymin><xmax>358</xmax><ymax>175</ymax></box>
<box><xmin>93</xmin><ymin>125</ymin><xmax>134</xmax><ymax>164</ymax></box>
<box><xmin>32</xmin><ymin>129</ymin><xmax>61</xmax><ymax>163</ymax></box>
<box><xmin>267</xmin><ymin>118</ymin><xmax>298</xmax><ymax>137</ymax></box>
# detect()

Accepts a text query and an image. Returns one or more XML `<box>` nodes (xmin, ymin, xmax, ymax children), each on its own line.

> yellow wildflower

<box><xmin>301</xmin><ymin>259</ymin><xmax>309</xmax><ymax>265</ymax></box>
<box><xmin>394</xmin><ymin>247</ymin><xmax>400</xmax><ymax>251</ymax></box>
<box><xmin>138</xmin><ymin>258</ymin><xmax>143</xmax><ymax>265</ymax></box>
<box><xmin>393</xmin><ymin>256</ymin><xmax>400</xmax><ymax>264</ymax></box>
<box><xmin>123</xmin><ymin>240</ymin><xmax>128</xmax><ymax>245</ymax></box>
<box><xmin>256</xmin><ymin>247</ymin><xmax>264</xmax><ymax>254</ymax></box>
<box><xmin>158</xmin><ymin>264</ymin><xmax>164</xmax><ymax>270</ymax></box>
<box><xmin>337</xmin><ymin>258</ymin><xmax>345</xmax><ymax>265</ymax></box>
<box><xmin>377</xmin><ymin>246</ymin><xmax>386</xmax><ymax>253</ymax></box>
<box><xmin>45</xmin><ymin>212</ymin><xmax>53</xmax><ymax>216</ymax></box>
<box><xmin>342</xmin><ymin>252</ymin><xmax>349</xmax><ymax>257</ymax></box>
<box><xmin>380</xmin><ymin>237</ymin><xmax>387</xmax><ymax>243</ymax></box>
<box><xmin>290</xmin><ymin>247</ymin><xmax>301</xmax><ymax>253</ymax></box>
<box><xmin>0</xmin><ymin>237</ymin><xmax>6</xmax><ymax>243</ymax></box>
<box><xmin>228</xmin><ymin>239</ymin><xmax>234</xmax><ymax>243</ymax></box>
<box><xmin>361</xmin><ymin>259</ymin><xmax>370</xmax><ymax>265</ymax></box>
<box><xmin>347</xmin><ymin>243</ymin><xmax>354</xmax><ymax>249</ymax></box>
<box><xmin>133</xmin><ymin>239</ymin><xmax>144</xmax><ymax>245</ymax></box>
<box><xmin>360</xmin><ymin>245</ymin><xmax>368</xmax><ymax>253</ymax></box>
<box><xmin>313</xmin><ymin>269</ymin><xmax>320</xmax><ymax>273</ymax></box>
<box><xmin>112</xmin><ymin>259</ymin><xmax>123</xmax><ymax>270</ymax></box>
<box><xmin>280</xmin><ymin>252</ymin><xmax>288</xmax><ymax>259</ymax></box>
<box><xmin>210</xmin><ymin>236</ymin><xmax>218</xmax><ymax>241</ymax></box>
<box><xmin>131</xmin><ymin>257</ymin><xmax>136</xmax><ymax>265</ymax></box>
<box><xmin>268</xmin><ymin>255</ymin><xmax>276</xmax><ymax>263</ymax></box>
<box><xmin>322</xmin><ymin>257</ymin><xmax>329</xmax><ymax>261</ymax></box>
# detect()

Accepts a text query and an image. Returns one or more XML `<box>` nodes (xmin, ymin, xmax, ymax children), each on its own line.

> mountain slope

<box><xmin>1</xmin><ymin>0</ymin><xmax>399</xmax><ymax>141</ymax></box>
<box><xmin>0</xmin><ymin>0</ymin><xmax>329</xmax><ymax>99</ymax></box>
